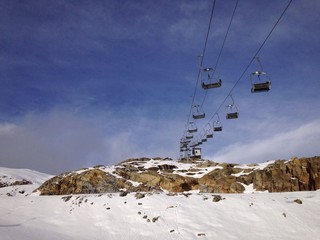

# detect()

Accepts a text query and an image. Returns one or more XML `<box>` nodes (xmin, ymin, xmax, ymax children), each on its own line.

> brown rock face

<box><xmin>36</xmin><ymin>156</ymin><xmax>320</xmax><ymax>195</ymax></box>
<box><xmin>37</xmin><ymin>169</ymin><xmax>131</xmax><ymax>195</ymax></box>
<box><xmin>199</xmin><ymin>168</ymin><xmax>245</xmax><ymax>193</ymax></box>
<box><xmin>240</xmin><ymin>157</ymin><xmax>320</xmax><ymax>192</ymax></box>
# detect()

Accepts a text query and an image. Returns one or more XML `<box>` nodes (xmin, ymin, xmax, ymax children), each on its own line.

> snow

<box><xmin>0</xmin><ymin>167</ymin><xmax>52</xmax><ymax>185</ymax></box>
<box><xmin>0</xmin><ymin>191</ymin><xmax>319</xmax><ymax>239</ymax></box>
<box><xmin>0</xmin><ymin>166</ymin><xmax>319</xmax><ymax>239</ymax></box>
<box><xmin>122</xmin><ymin>158</ymin><xmax>223</xmax><ymax>178</ymax></box>
<box><xmin>0</xmin><ymin>167</ymin><xmax>52</xmax><ymax>196</ymax></box>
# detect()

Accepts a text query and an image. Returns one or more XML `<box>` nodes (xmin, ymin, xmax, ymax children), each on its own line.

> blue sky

<box><xmin>0</xmin><ymin>0</ymin><xmax>319</xmax><ymax>174</ymax></box>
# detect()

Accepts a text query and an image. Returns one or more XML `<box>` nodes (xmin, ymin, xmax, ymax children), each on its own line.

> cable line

<box><xmin>200</xmin><ymin>0</ymin><xmax>239</xmax><ymax>108</ymax></box>
<box><xmin>186</xmin><ymin>0</ymin><xmax>216</xmax><ymax>123</ymax></box>
<box><xmin>206</xmin><ymin>0</ymin><xmax>293</xmax><ymax>126</ymax></box>
<box><xmin>181</xmin><ymin>0</ymin><xmax>293</xmax><ymax>157</ymax></box>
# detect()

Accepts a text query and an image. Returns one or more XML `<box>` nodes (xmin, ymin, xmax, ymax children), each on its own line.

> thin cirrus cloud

<box><xmin>209</xmin><ymin>120</ymin><xmax>320</xmax><ymax>164</ymax></box>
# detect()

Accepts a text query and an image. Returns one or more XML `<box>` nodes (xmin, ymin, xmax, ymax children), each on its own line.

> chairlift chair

<box><xmin>180</xmin><ymin>138</ymin><xmax>190</xmax><ymax>148</ymax></box>
<box><xmin>225</xmin><ymin>95</ymin><xmax>239</xmax><ymax>119</ymax></box>
<box><xmin>250</xmin><ymin>71</ymin><xmax>271</xmax><ymax>93</ymax></box>
<box><xmin>192</xmin><ymin>105</ymin><xmax>205</xmax><ymax>119</ymax></box>
<box><xmin>213</xmin><ymin>120</ymin><xmax>222</xmax><ymax>131</ymax></box>
<box><xmin>185</xmin><ymin>130</ymin><xmax>194</xmax><ymax>139</ymax></box>
<box><xmin>213</xmin><ymin>114</ymin><xmax>223</xmax><ymax>131</ymax></box>
<box><xmin>185</xmin><ymin>133</ymin><xmax>193</xmax><ymax>139</ymax></box>
<box><xmin>205</xmin><ymin>125</ymin><xmax>214</xmax><ymax>138</ymax></box>
<box><xmin>201</xmin><ymin>67</ymin><xmax>222</xmax><ymax>90</ymax></box>
<box><xmin>180</xmin><ymin>147</ymin><xmax>187</xmax><ymax>152</ymax></box>
<box><xmin>187</xmin><ymin>122</ymin><xmax>197</xmax><ymax>133</ymax></box>
<box><xmin>206</xmin><ymin>131</ymin><xmax>213</xmax><ymax>138</ymax></box>
<box><xmin>250</xmin><ymin>57</ymin><xmax>271</xmax><ymax>93</ymax></box>
<box><xmin>225</xmin><ymin>104</ymin><xmax>239</xmax><ymax>119</ymax></box>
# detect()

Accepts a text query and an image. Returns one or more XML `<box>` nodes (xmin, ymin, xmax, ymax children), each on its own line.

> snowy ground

<box><xmin>0</xmin><ymin>166</ymin><xmax>320</xmax><ymax>240</ymax></box>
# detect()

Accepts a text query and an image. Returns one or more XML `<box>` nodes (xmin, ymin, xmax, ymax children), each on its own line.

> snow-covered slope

<box><xmin>0</xmin><ymin>163</ymin><xmax>319</xmax><ymax>239</ymax></box>
<box><xmin>0</xmin><ymin>190</ymin><xmax>319</xmax><ymax>239</ymax></box>
<box><xmin>0</xmin><ymin>167</ymin><xmax>52</xmax><ymax>196</ymax></box>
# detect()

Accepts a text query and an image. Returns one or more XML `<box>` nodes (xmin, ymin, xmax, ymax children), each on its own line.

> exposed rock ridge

<box><xmin>36</xmin><ymin>156</ymin><xmax>320</xmax><ymax>195</ymax></box>
<box><xmin>0</xmin><ymin>176</ymin><xmax>32</xmax><ymax>188</ymax></box>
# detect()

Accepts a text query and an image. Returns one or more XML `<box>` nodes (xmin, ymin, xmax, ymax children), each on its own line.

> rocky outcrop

<box><xmin>199</xmin><ymin>169</ymin><xmax>245</xmax><ymax>193</ymax></box>
<box><xmin>0</xmin><ymin>177</ymin><xmax>32</xmax><ymax>188</ymax></box>
<box><xmin>238</xmin><ymin>157</ymin><xmax>320</xmax><ymax>192</ymax></box>
<box><xmin>37</xmin><ymin>169</ymin><xmax>132</xmax><ymax>195</ymax></box>
<box><xmin>37</xmin><ymin>156</ymin><xmax>320</xmax><ymax>195</ymax></box>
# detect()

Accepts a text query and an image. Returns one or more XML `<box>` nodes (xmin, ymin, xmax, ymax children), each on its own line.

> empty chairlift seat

<box><xmin>206</xmin><ymin>131</ymin><xmax>213</xmax><ymax>138</ymax></box>
<box><xmin>225</xmin><ymin>104</ymin><xmax>239</xmax><ymax>119</ymax></box>
<box><xmin>250</xmin><ymin>57</ymin><xmax>272</xmax><ymax>93</ymax></box>
<box><xmin>213</xmin><ymin>120</ymin><xmax>223</xmax><ymax>131</ymax></box>
<box><xmin>187</xmin><ymin>122</ymin><xmax>197</xmax><ymax>133</ymax></box>
<box><xmin>201</xmin><ymin>67</ymin><xmax>222</xmax><ymax>90</ymax></box>
<box><xmin>185</xmin><ymin>133</ymin><xmax>194</xmax><ymax>139</ymax></box>
<box><xmin>250</xmin><ymin>71</ymin><xmax>271</xmax><ymax>93</ymax></box>
<box><xmin>192</xmin><ymin>105</ymin><xmax>205</xmax><ymax>119</ymax></box>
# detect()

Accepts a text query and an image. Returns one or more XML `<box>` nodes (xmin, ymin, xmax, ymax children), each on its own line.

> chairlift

<box><xmin>206</xmin><ymin>130</ymin><xmax>213</xmax><ymax>138</ymax></box>
<box><xmin>225</xmin><ymin>95</ymin><xmax>239</xmax><ymax>119</ymax></box>
<box><xmin>193</xmin><ymin>137</ymin><xmax>202</xmax><ymax>146</ymax></box>
<box><xmin>226</xmin><ymin>104</ymin><xmax>239</xmax><ymax>119</ymax></box>
<box><xmin>250</xmin><ymin>57</ymin><xmax>271</xmax><ymax>93</ymax></box>
<box><xmin>185</xmin><ymin>132</ymin><xmax>193</xmax><ymax>139</ymax></box>
<box><xmin>187</xmin><ymin>122</ymin><xmax>197</xmax><ymax>133</ymax></box>
<box><xmin>204</xmin><ymin>124</ymin><xmax>214</xmax><ymax>138</ymax></box>
<box><xmin>180</xmin><ymin>147</ymin><xmax>187</xmax><ymax>152</ymax></box>
<box><xmin>201</xmin><ymin>67</ymin><xmax>222</xmax><ymax>90</ymax></box>
<box><xmin>192</xmin><ymin>105</ymin><xmax>205</xmax><ymax>119</ymax></box>
<box><xmin>180</xmin><ymin>138</ymin><xmax>190</xmax><ymax>148</ymax></box>
<box><xmin>190</xmin><ymin>143</ymin><xmax>197</xmax><ymax>148</ymax></box>
<box><xmin>213</xmin><ymin>114</ymin><xmax>223</xmax><ymax>131</ymax></box>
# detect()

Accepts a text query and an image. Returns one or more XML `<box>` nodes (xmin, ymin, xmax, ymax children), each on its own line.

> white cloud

<box><xmin>0</xmin><ymin>109</ymin><xmax>183</xmax><ymax>174</ymax></box>
<box><xmin>208</xmin><ymin>120</ymin><xmax>320</xmax><ymax>164</ymax></box>
<box><xmin>0</xmin><ymin>123</ymin><xmax>17</xmax><ymax>134</ymax></box>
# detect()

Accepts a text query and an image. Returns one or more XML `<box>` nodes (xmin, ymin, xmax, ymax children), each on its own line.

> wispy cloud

<box><xmin>0</xmin><ymin>109</ymin><xmax>183</xmax><ymax>174</ymax></box>
<box><xmin>208</xmin><ymin>120</ymin><xmax>320</xmax><ymax>164</ymax></box>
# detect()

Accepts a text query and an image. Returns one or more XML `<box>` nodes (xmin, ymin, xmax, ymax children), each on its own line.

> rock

<box><xmin>152</xmin><ymin>216</ymin><xmax>159</xmax><ymax>222</ymax></box>
<box><xmin>1</xmin><ymin>179</ymin><xmax>32</xmax><ymax>188</ymax></box>
<box><xmin>198</xmin><ymin>168</ymin><xmax>245</xmax><ymax>193</ymax></box>
<box><xmin>294</xmin><ymin>199</ymin><xmax>302</xmax><ymax>204</ymax></box>
<box><xmin>212</xmin><ymin>195</ymin><xmax>222</xmax><ymax>202</ymax></box>
<box><xmin>62</xmin><ymin>196</ymin><xmax>72</xmax><ymax>202</ymax></box>
<box><xmin>135</xmin><ymin>192</ymin><xmax>145</xmax><ymax>199</ymax></box>
<box><xmin>158</xmin><ymin>164</ymin><xmax>177</xmax><ymax>171</ymax></box>
<box><xmin>119</xmin><ymin>191</ymin><xmax>128</xmax><ymax>197</ymax></box>
<box><xmin>37</xmin><ymin>169</ymin><xmax>133</xmax><ymax>195</ymax></box>
<box><xmin>249</xmin><ymin>157</ymin><xmax>320</xmax><ymax>192</ymax></box>
<box><xmin>12</xmin><ymin>179</ymin><xmax>32</xmax><ymax>186</ymax></box>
